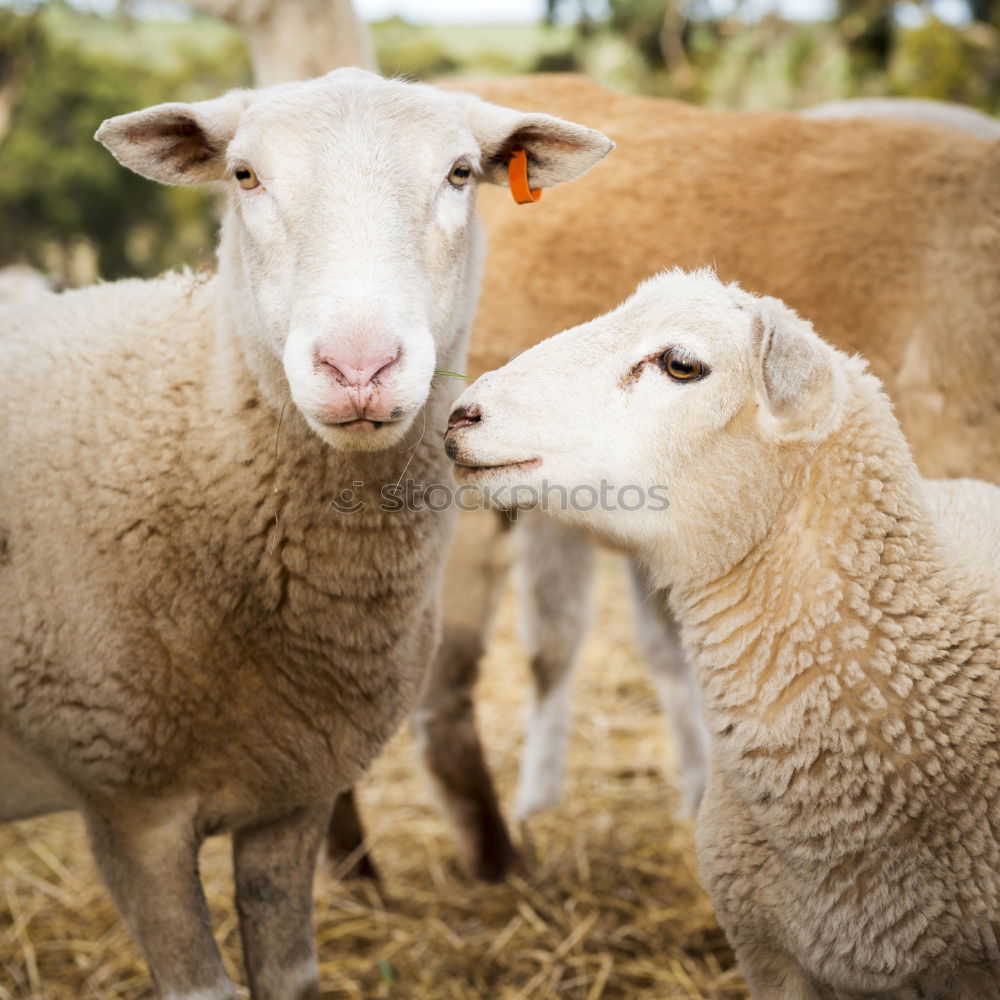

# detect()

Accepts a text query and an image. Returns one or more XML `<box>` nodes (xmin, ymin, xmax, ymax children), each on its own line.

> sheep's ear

<box><xmin>459</xmin><ymin>95</ymin><xmax>613</xmax><ymax>189</ymax></box>
<box><xmin>751</xmin><ymin>297</ymin><xmax>841</xmax><ymax>441</ymax></box>
<box><xmin>95</xmin><ymin>91</ymin><xmax>253</xmax><ymax>185</ymax></box>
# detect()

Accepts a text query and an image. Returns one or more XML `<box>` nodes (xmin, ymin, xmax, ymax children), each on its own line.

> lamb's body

<box><xmin>0</xmin><ymin>274</ymin><xmax>445</xmax><ymax>825</ymax></box>
<box><xmin>687</xmin><ymin>411</ymin><xmax>1000</xmax><ymax>997</ymax></box>
<box><xmin>445</xmin><ymin>269</ymin><xmax>1000</xmax><ymax>996</ymax></box>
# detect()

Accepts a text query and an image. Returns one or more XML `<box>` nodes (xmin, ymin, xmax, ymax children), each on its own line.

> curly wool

<box><xmin>0</xmin><ymin>272</ymin><xmax>454</xmax><ymax>821</ymax></box>
<box><xmin>678</xmin><ymin>369</ymin><xmax>1000</xmax><ymax>999</ymax></box>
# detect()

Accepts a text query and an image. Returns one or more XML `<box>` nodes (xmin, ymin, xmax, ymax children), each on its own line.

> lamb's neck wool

<box><xmin>673</xmin><ymin>380</ymin><xmax>1000</xmax><ymax>867</ymax></box>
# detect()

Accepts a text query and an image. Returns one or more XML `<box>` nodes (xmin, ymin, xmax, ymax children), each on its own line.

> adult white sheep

<box><xmin>445</xmin><ymin>268</ymin><xmax>1000</xmax><ymax>999</ymax></box>
<box><xmin>0</xmin><ymin>68</ymin><xmax>611</xmax><ymax>1000</ymax></box>
<box><xmin>801</xmin><ymin>96</ymin><xmax>1000</xmax><ymax>140</ymax></box>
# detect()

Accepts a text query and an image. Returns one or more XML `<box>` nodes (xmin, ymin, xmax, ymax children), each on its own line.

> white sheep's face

<box><xmin>445</xmin><ymin>269</ymin><xmax>847</xmax><ymax>584</ymax></box>
<box><xmin>96</xmin><ymin>69</ymin><xmax>612</xmax><ymax>452</ymax></box>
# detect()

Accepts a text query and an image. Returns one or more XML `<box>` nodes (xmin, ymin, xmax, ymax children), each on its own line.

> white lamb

<box><xmin>0</xmin><ymin>68</ymin><xmax>610</xmax><ymax>1000</ymax></box>
<box><xmin>445</xmin><ymin>268</ymin><xmax>1000</xmax><ymax>999</ymax></box>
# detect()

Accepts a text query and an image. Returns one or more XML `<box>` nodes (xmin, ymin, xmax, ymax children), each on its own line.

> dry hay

<box><xmin>0</xmin><ymin>555</ymin><xmax>749</xmax><ymax>999</ymax></box>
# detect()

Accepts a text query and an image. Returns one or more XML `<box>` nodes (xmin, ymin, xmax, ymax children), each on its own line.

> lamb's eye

<box><xmin>448</xmin><ymin>159</ymin><xmax>472</xmax><ymax>188</ymax></box>
<box><xmin>659</xmin><ymin>347</ymin><xmax>706</xmax><ymax>382</ymax></box>
<box><xmin>234</xmin><ymin>167</ymin><xmax>260</xmax><ymax>191</ymax></box>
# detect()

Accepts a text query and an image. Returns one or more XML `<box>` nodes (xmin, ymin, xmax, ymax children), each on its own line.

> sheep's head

<box><xmin>445</xmin><ymin>269</ymin><xmax>852</xmax><ymax>584</ymax></box>
<box><xmin>96</xmin><ymin>69</ymin><xmax>612</xmax><ymax>452</ymax></box>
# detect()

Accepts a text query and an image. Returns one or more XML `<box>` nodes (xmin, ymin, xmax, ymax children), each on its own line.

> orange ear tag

<box><xmin>508</xmin><ymin>147</ymin><xmax>542</xmax><ymax>205</ymax></box>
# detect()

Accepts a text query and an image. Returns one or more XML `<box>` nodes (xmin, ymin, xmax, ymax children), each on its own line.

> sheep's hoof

<box><xmin>468</xmin><ymin>824</ymin><xmax>523</xmax><ymax>883</ymax></box>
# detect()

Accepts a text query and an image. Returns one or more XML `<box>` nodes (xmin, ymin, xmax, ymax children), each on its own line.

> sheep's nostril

<box><xmin>319</xmin><ymin>350</ymin><xmax>400</xmax><ymax>389</ymax></box>
<box><xmin>447</xmin><ymin>404</ymin><xmax>481</xmax><ymax>432</ymax></box>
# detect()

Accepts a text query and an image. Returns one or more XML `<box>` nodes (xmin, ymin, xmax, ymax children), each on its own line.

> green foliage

<box><xmin>890</xmin><ymin>17</ymin><xmax>1000</xmax><ymax>111</ymax></box>
<box><xmin>608</xmin><ymin>0</ymin><xmax>673</xmax><ymax>68</ymax></box>
<box><xmin>702</xmin><ymin>19</ymin><xmax>852</xmax><ymax>109</ymax></box>
<box><xmin>372</xmin><ymin>16</ymin><xmax>459</xmax><ymax>79</ymax></box>
<box><xmin>531</xmin><ymin>46</ymin><xmax>582</xmax><ymax>72</ymax></box>
<box><xmin>0</xmin><ymin>4</ymin><xmax>249</xmax><ymax>282</ymax></box>
<box><xmin>837</xmin><ymin>0</ymin><xmax>895</xmax><ymax>84</ymax></box>
<box><xmin>372</xmin><ymin>18</ymin><xmax>579</xmax><ymax>80</ymax></box>
<box><xmin>1</xmin><ymin>1</ymin><xmax>998</xmax><ymax>287</ymax></box>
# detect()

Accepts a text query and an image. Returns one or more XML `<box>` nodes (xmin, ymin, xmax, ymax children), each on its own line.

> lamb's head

<box><xmin>96</xmin><ymin>69</ymin><xmax>612</xmax><ymax>451</ymax></box>
<box><xmin>446</xmin><ymin>269</ymin><xmax>852</xmax><ymax>584</ymax></box>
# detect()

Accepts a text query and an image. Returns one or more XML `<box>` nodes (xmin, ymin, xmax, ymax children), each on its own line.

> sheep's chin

<box><xmin>306</xmin><ymin>414</ymin><xmax>414</xmax><ymax>452</ymax></box>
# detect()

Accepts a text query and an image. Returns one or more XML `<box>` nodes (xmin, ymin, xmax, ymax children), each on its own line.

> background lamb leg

<box><xmin>325</xmin><ymin>788</ymin><xmax>380</xmax><ymax>881</ymax></box>
<box><xmin>625</xmin><ymin>561</ymin><xmax>710</xmax><ymax>817</ymax></box>
<box><xmin>84</xmin><ymin>799</ymin><xmax>236</xmax><ymax>1000</ymax></box>
<box><xmin>513</xmin><ymin>511</ymin><xmax>595</xmax><ymax>822</ymax></box>
<box><xmin>234</xmin><ymin>804</ymin><xmax>330</xmax><ymax>1000</ymax></box>
<box><xmin>410</xmin><ymin>507</ymin><xmax>518</xmax><ymax>882</ymax></box>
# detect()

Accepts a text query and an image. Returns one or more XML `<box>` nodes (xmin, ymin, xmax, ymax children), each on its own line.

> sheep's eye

<box><xmin>234</xmin><ymin>167</ymin><xmax>260</xmax><ymax>191</ymax></box>
<box><xmin>659</xmin><ymin>347</ymin><xmax>706</xmax><ymax>382</ymax></box>
<box><xmin>448</xmin><ymin>159</ymin><xmax>472</xmax><ymax>188</ymax></box>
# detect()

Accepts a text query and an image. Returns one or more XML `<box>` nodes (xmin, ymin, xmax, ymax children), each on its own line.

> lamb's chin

<box><xmin>453</xmin><ymin>457</ymin><xmax>542</xmax><ymax>484</ymax></box>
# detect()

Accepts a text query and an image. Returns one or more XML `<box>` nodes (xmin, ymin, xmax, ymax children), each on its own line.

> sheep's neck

<box><xmin>674</xmin><ymin>404</ymin><xmax>998</xmax><ymax>859</ymax></box>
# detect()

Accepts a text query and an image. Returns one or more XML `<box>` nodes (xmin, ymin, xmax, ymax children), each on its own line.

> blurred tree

<box><xmin>2</xmin><ymin>0</ymin><xmax>997</xmax><ymax>289</ymax></box>
<box><xmin>608</xmin><ymin>0</ymin><xmax>682</xmax><ymax>68</ymax></box>
<box><xmin>372</xmin><ymin>16</ymin><xmax>458</xmax><ymax>78</ymax></box>
<box><xmin>0</xmin><ymin>6</ymin><xmax>41</xmax><ymax>144</ymax></box>
<box><xmin>968</xmin><ymin>0</ymin><xmax>1000</xmax><ymax>23</ymax></box>
<box><xmin>891</xmin><ymin>15</ymin><xmax>1000</xmax><ymax>110</ymax></box>
<box><xmin>836</xmin><ymin>0</ymin><xmax>894</xmax><ymax>84</ymax></box>
<box><xmin>0</xmin><ymin>3</ymin><xmax>249</xmax><ymax>282</ymax></box>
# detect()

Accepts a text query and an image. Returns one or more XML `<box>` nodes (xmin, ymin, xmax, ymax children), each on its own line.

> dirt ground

<box><xmin>0</xmin><ymin>555</ymin><xmax>748</xmax><ymax>999</ymax></box>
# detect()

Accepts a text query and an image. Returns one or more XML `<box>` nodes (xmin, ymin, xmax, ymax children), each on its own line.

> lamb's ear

<box><xmin>95</xmin><ymin>90</ymin><xmax>253</xmax><ymax>185</ymax></box>
<box><xmin>751</xmin><ymin>297</ymin><xmax>842</xmax><ymax>441</ymax></box>
<box><xmin>459</xmin><ymin>95</ymin><xmax>614</xmax><ymax>189</ymax></box>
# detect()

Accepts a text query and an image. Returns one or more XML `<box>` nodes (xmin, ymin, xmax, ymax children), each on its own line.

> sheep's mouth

<box><xmin>324</xmin><ymin>418</ymin><xmax>399</xmax><ymax>432</ymax></box>
<box><xmin>453</xmin><ymin>457</ymin><xmax>541</xmax><ymax>477</ymax></box>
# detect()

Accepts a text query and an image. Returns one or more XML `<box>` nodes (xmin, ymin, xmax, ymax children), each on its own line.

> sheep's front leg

<box><xmin>626</xmin><ymin>560</ymin><xmax>710</xmax><ymax>817</ymax></box>
<box><xmin>234</xmin><ymin>803</ymin><xmax>330</xmax><ymax>1000</ymax></box>
<box><xmin>513</xmin><ymin>510</ymin><xmax>595</xmax><ymax>821</ymax></box>
<box><xmin>84</xmin><ymin>799</ymin><xmax>235</xmax><ymax>1000</ymax></box>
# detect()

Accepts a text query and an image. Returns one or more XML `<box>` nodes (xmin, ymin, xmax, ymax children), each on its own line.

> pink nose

<box><xmin>319</xmin><ymin>350</ymin><xmax>400</xmax><ymax>389</ymax></box>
